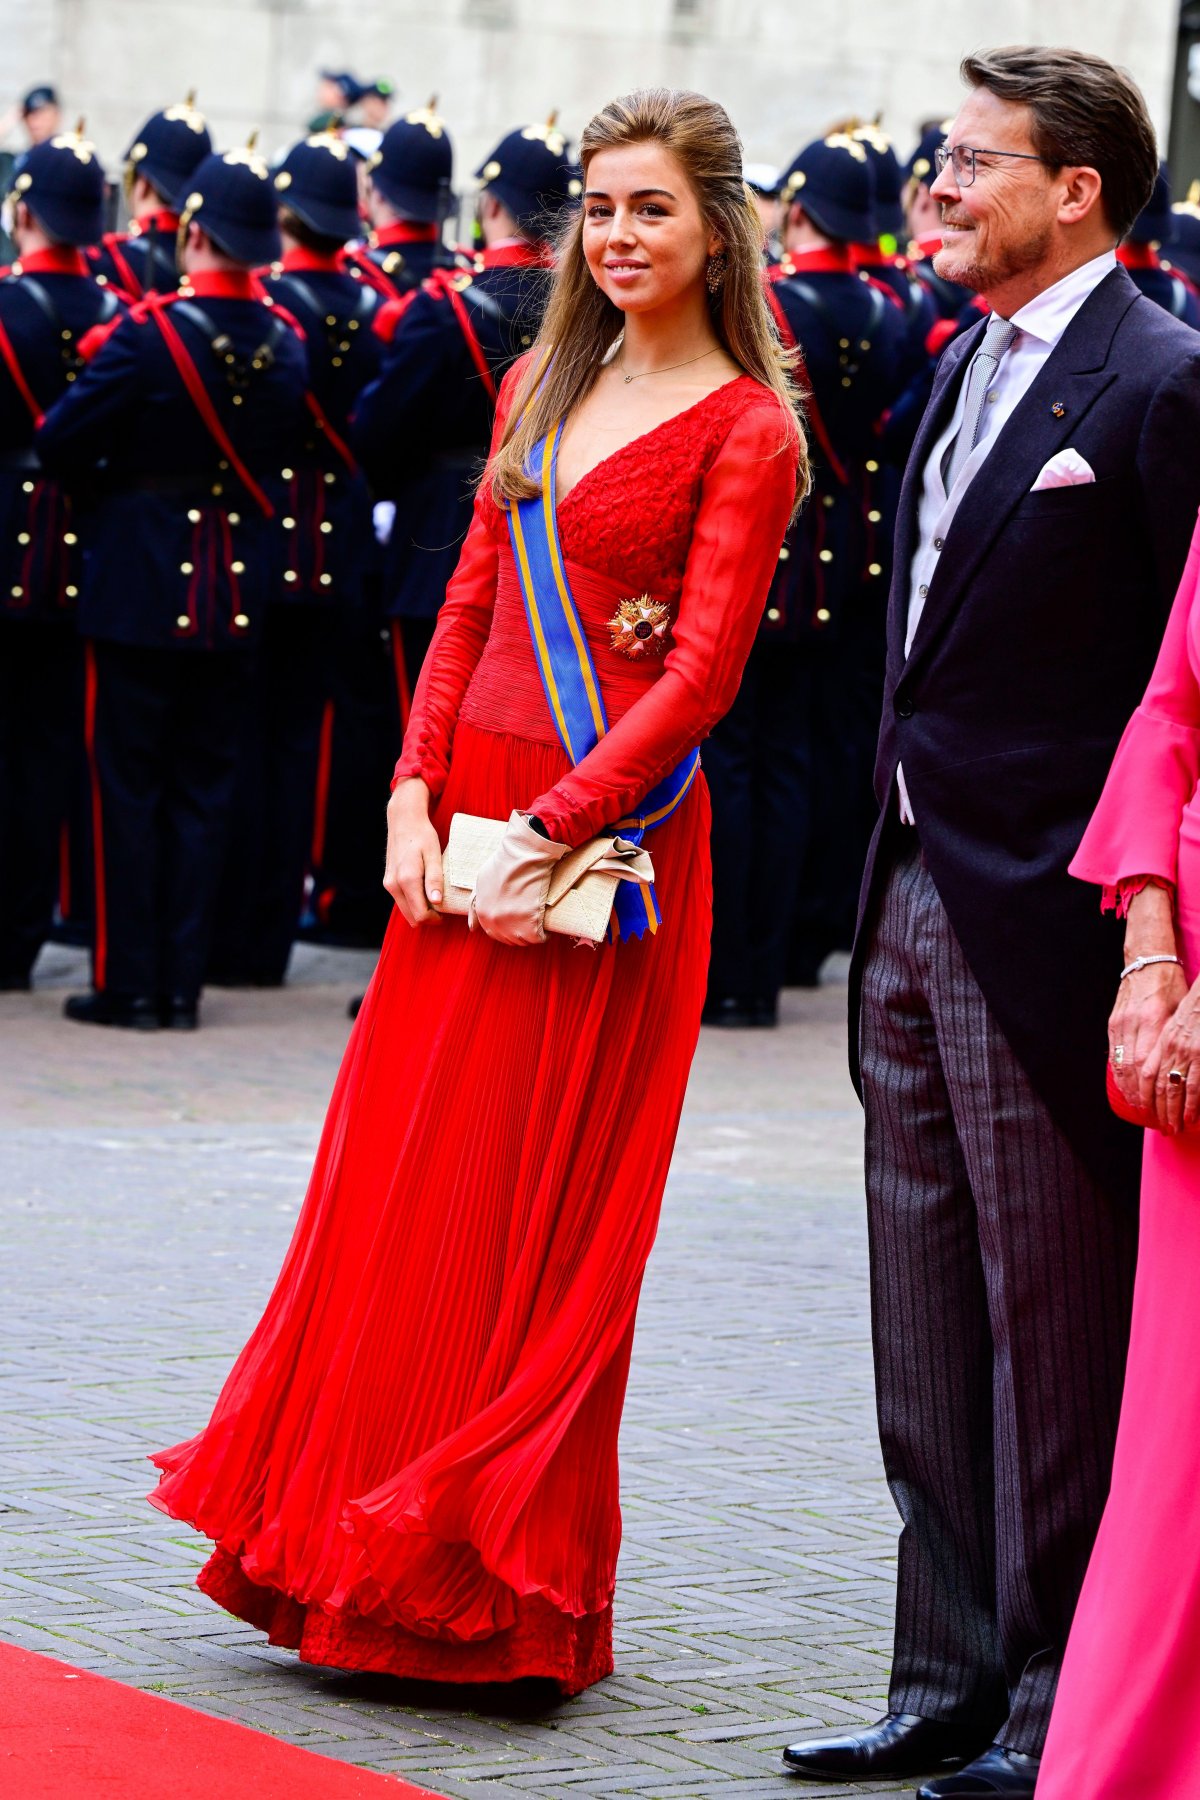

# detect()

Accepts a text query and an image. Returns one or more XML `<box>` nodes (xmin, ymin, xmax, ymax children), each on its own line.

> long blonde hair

<box><xmin>489</xmin><ymin>88</ymin><xmax>809</xmax><ymax>512</ymax></box>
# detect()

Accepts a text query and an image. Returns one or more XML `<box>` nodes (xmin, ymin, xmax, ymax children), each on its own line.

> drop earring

<box><xmin>705</xmin><ymin>250</ymin><xmax>727</xmax><ymax>294</ymax></box>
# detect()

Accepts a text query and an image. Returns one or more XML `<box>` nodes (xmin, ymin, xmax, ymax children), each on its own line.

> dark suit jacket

<box><xmin>849</xmin><ymin>265</ymin><xmax>1200</xmax><ymax>1189</ymax></box>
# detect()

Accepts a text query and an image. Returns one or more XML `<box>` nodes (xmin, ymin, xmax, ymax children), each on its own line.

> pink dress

<box><xmin>1038</xmin><ymin>512</ymin><xmax>1200</xmax><ymax>1797</ymax></box>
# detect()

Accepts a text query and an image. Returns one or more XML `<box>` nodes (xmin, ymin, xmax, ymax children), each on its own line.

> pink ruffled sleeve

<box><xmin>529</xmin><ymin>398</ymin><xmax>799</xmax><ymax>844</ymax></box>
<box><xmin>1070</xmin><ymin>513</ymin><xmax>1200</xmax><ymax>894</ymax></box>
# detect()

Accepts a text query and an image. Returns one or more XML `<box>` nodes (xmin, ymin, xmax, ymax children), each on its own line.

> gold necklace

<box><xmin>617</xmin><ymin>345</ymin><xmax>721</xmax><ymax>385</ymax></box>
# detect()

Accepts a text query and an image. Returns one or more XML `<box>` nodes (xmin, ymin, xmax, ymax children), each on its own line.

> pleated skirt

<box><xmin>149</xmin><ymin>721</ymin><xmax>711</xmax><ymax>1691</ymax></box>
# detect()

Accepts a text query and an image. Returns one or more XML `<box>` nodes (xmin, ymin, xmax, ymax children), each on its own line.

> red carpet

<box><xmin>0</xmin><ymin>1639</ymin><xmax>445</xmax><ymax>1799</ymax></box>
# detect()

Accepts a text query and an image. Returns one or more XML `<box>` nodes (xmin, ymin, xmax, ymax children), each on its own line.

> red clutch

<box><xmin>1106</xmin><ymin>1062</ymin><xmax>1158</xmax><ymax>1130</ymax></box>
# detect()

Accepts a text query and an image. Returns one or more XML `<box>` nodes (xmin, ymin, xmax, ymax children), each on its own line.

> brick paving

<box><xmin>0</xmin><ymin>943</ymin><xmax>908</xmax><ymax>1798</ymax></box>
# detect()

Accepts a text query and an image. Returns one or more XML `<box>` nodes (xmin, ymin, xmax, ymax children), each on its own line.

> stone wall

<box><xmin>1</xmin><ymin>0</ymin><xmax>1176</xmax><ymax>191</ymax></box>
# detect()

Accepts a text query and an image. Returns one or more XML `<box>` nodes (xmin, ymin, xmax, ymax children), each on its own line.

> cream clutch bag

<box><xmin>437</xmin><ymin>813</ymin><xmax>654</xmax><ymax>944</ymax></box>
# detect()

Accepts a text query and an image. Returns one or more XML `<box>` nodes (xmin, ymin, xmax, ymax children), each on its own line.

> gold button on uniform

<box><xmin>319</xmin><ymin>573</ymin><xmax>332</xmax><ymax>586</ymax></box>
<box><xmin>63</xmin><ymin>532</ymin><xmax>77</xmax><ymax>545</ymax></box>
<box><xmin>868</xmin><ymin>509</ymin><xmax>881</xmax><ymax>523</ymax></box>
<box><xmin>282</xmin><ymin>516</ymin><xmax>296</xmax><ymax>530</ymax></box>
<box><xmin>181</xmin><ymin>561</ymin><xmax>194</xmax><ymax>574</ymax></box>
<box><xmin>17</xmin><ymin>532</ymin><xmax>29</xmax><ymax>545</ymax></box>
<box><xmin>176</xmin><ymin>614</ymin><xmax>190</xmax><ymax>629</ymax></box>
<box><xmin>777</xmin><ymin>544</ymin><xmax>790</xmax><ymax>560</ymax></box>
<box><xmin>766</xmin><ymin>606</ymin><xmax>781</xmax><ymax>621</ymax></box>
<box><xmin>66</xmin><ymin>585</ymin><xmax>77</xmax><ymax>599</ymax></box>
<box><xmin>231</xmin><ymin>560</ymin><xmax>245</xmax><ymax>574</ymax></box>
<box><xmin>233</xmin><ymin>612</ymin><xmax>250</xmax><ymax>628</ymax></box>
<box><xmin>817</xmin><ymin>607</ymin><xmax>831</xmax><ymax>622</ymax></box>
<box><xmin>319</xmin><ymin>521</ymin><xmax>332</xmax><ymax>534</ymax></box>
<box><xmin>188</xmin><ymin>508</ymin><xmax>201</xmax><ymax>523</ymax></box>
<box><xmin>284</xmin><ymin>569</ymin><xmax>297</xmax><ymax>583</ymax></box>
<box><xmin>819</xmin><ymin>548</ymin><xmax>834</xmax><ymax>563</ymax></box>
<box><xmin>868</xmin><ymin>561</ymin><xmax>883</xmax><ymax>576</ymax></box>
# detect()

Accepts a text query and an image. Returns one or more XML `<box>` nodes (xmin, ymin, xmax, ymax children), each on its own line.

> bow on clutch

<box><xmin>438</xmin><ymin>811</ymin><xmax>656</xmax><ymax>946</ymax></box>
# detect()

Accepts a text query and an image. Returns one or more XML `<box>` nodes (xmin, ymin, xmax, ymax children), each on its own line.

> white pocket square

<box><xmin>1030</xmin><ymin>448</ymin><xmax>1096</xmax><ymax>491</ymax></box>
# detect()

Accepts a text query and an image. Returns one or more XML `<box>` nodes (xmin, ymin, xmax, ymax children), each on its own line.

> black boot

<box><xmin>782</xmin><ymin>1713</ymin><xmax>990</xmax><ymax>1780</ymax></box>
<box><xmin>160</xmin><ymin>994</ymin><xmax>200</xmax><ymax>1030</ymax></box>
<box><xmin>63</xmin><ymin>991</ymin><xmax>160</xmax><ymax>1031</ymax></box>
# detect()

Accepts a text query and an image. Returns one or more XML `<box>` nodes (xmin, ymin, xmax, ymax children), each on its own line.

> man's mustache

<box><xmin>939</xmin><ymin>210</ymin><xmax>975</xmax><ymax>231</ymax></box>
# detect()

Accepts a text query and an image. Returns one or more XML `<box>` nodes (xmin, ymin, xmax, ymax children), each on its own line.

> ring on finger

<box><xmin>1111</xmin><ymin>1044</ymin><xmax>1126</xmax><ymax>1066</ymax></box>
<box><xmin>1169</xmin><ymin>1068</ymin><xmax>1187</xmax><ymax>1087</ymax></box>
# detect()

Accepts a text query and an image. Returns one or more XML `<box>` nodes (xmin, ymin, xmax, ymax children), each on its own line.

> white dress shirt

<box><xmin>897</xmin><ymin>249</ymin><xmax>1117</xmax><ymax>822</ymax></box>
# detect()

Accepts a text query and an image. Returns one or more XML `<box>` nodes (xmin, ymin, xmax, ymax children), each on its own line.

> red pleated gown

<box><xmin>149</xmin><ymin>369</ymin><xmax>798</xmax><ymax>1691</ymax></box>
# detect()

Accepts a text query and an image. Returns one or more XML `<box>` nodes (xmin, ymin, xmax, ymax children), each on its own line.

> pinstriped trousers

<box><xmin>859</xmin><ymin>840</ymin><xmax>1137</xmax><ymax>1755</ymax></box>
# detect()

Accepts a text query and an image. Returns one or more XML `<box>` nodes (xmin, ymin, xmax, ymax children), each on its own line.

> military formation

<box><xmin>1</xmin><ymin>90</ymin><xmax>1197</xmax><ymax>1029</ymax></box>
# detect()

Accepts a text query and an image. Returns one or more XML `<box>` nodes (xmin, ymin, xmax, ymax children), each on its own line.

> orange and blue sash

<box><xmin>507</xmin><ymin>419</ymin><xmax>699</xmax><ymax>941</ymax></box>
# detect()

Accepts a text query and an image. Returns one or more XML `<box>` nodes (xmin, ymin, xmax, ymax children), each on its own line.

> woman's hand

<box><xmin>1146</xmin><ymin>979</ymin><xmax>1200</xmax><ymax>1133</ymax></box>
<box><xmin>383</xmin><ymin>779</ymin><xmax>444</xmax><ymax>927</ymax></box>
<box><xmin>1110</xmin><ymin>961</ymin><xmax>1188</xmax><ymax>1111</ymax></box>
<box><xmin>1111</xmin><ymin>879</ymin><xmax>1185</xmax><ymax>1117</ymax></box>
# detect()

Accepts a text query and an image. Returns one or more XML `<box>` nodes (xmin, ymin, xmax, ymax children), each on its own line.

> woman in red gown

<box><xmin>149</xmin><ymin>87</ymin><xmax>803</xmax><ymax>1694</ymax></box>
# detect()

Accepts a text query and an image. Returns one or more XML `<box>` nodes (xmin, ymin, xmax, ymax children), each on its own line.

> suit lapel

<box><xmin>903</xmin><ymin>266</ymin><xmax>1139</xmax><ymax>679</ymax></box>
<box><xmin>886</xmin><ymin>326</ymin><xmax>979</xmax><ymax>666</ymax></box>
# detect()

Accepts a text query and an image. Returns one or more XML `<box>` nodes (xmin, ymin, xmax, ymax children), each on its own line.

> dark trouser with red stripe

<box><xmin>85</xmin><ymin>639</ymin><xmax>254</xmax><ymax>1001</ymax></box>
<box><xmin>0</xmin><ymin>619</ymin><xmax>78</xmax><ymax>984</ymax></box>
<box><xmin>705</xmin><ymin>639</ymin><xmax>817</xmax><ymax>1008</ymax></box>
<box><xmin>389</xmin><ymin>615</ymin><xmax>437</xmax><ymax>740</ymax></box>
<box><xmin>207</xmin><ymin>606</ymin><xmax>332</xmax><ymax>985</ymax></box>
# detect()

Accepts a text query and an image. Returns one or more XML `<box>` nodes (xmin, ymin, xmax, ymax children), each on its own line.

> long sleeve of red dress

<box><xmin>393</xmin><ymin>375</ymin><xmax>798</xmax><ymax>845</ymax></box>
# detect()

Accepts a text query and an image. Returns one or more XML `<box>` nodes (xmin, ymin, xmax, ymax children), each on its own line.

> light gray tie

<box><xmin>942</xmin><ymin>313</ymin><xmax>1017</xmax><ymax>491</ymax></box>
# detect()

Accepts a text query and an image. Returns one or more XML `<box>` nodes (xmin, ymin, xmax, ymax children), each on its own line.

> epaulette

<box><xmin>374</xmin><ymin>289</ymin><xmax>420</xmax><ymax>344</ymax></box>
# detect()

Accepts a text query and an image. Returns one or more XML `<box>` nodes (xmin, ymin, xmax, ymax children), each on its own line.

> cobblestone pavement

<box><xmin>0</xmin><ymin>944</ymin><xmax>907</xmax><ymax>1798</ymax></box>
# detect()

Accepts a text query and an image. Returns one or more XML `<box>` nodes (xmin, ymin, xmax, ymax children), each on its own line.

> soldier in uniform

<box><xmin>89</xmin><ymin>97</ymin><xmax>212</xmax><ymax>301</ymax></box>
<box><xmin>343</xmin><ymin>102</ymin><xmax>455</xmax><ymax>301</ymax></box>
<box><xmin>352</xmin><ymin>116</ymin><xmax>575</xmax><ymax>722</ymax></box>
<box><xmin>851</xmin><ymin>124</ymin><xmax>937</xmax><ymax>377</ymax></box>
<box><xmin>1170</xmin><ymin>181</ymin><xmax>1200</xmax><ymax>289</ymax></box>
<box><xmin>207</xmin><ymin>132</ymin><xmax>385</xmax><ymax>986</ymax></box>
<box><xmin>705</xmin><ymin>133</ymin><xmax>909</xmax><ymax>1024</ymax></box>
<box><xmin>904</xmin><ymin>121</ymin><xmax>973</xmax><ymax>326</ymax></box>
<box><xmin>0</xmin><ymin>127</ymin><xmax>120</xmax><ymax>989</ymax></box>
<box><xmin>36</xmin><ymin>146</ymin><xmax>309</xmax><ymax>1029</ymax></box>
<box><xmin>1117</xmin><ymin>162</ymin><xmax>1200</xmax><ymax>327</ymax></box>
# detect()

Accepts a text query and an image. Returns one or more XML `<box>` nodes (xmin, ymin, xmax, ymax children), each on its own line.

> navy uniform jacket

<box><xmin>1117</xmin><ymin>245</ymin><xmax>1200</xmax><ymax>329</ymax></box>
<box><xmin>343</xmin><ymin>223</ymin><xmax>453</xmax><ymax>302</ymax></box>
<box><xmin>88</xmin><ymin>209</ymin><xmax>182</xmax><ymax>302</ymax></box>
<box><xmin>352</xmin><ymin>242</ymin><xmax>554</xmax><ymax>621</ymax></box>
<box><xmin>850</xmin><ymin>267</ymin><xmax>1200</xmax><ymax>1189</ymax></box>
<box><xmin>0</xmin><ymin>247</ymin><xmax>122</xmax><ymax>623</ymax></box>
<box><xmin>763</xmin><ymin>249</ymin><xmax>909</xmax><ymax>642</ymax></box>
<box><xmin>853</xmin><ymin>246</ymin><xmax>938</xmax><ymax>379</ymax></box>
<box><xmin>36</xmin><ymin>271</ymin><xmax>309</xmax><ymax>652</ymax></box>
<box><xmin>257</xmin><ymin>250</ymin><xmax>384</xmax><ymax>604</ymax></box>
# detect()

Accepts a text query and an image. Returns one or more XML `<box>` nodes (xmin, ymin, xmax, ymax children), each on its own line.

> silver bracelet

<box><xmin>1119</xmin><ymin>953</ymin><xmax>1182</xmax><ymax>982</ymax></box>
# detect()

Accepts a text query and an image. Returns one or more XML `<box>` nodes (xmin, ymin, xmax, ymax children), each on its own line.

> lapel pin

<box><xmin>1051</xmin><ymin>400</ymin><xmax>1066</xmax><ymax>418</ymax></box>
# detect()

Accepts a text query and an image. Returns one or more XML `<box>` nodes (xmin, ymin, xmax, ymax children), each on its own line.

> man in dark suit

<box><xmin>782</xmin><ymin>47</ymin><xmax>1200</xmax><ymax>1799</ymax></box>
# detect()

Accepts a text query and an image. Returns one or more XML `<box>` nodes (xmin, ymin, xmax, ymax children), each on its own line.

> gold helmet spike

<box><xmin>246</xmin><ymin>128</ymin><xmax>259</xmax><ymax>152</ymax></box>
<box><xmin>546</xmin><ymin>108</ymin><xmax>559</xmax><ymax>129</ymax></box>
<box><xmin>428</xmin><ymin>94</ymin><xmax>438</xmax><ymax>112</ymax></box>
<box><xmin>75</xmin><ymin>116</ymin><xmax>86</xmax><ymax>138</ymax></box>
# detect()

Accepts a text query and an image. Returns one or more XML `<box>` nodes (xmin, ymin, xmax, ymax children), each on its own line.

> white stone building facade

<box><xmin>1</xmin><ymin>0</ymin><xmax>1179</xmax><ymax>193</ymax></box>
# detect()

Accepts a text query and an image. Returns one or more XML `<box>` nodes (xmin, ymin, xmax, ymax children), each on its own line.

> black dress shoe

<box><xmin>782</xmin><ymin>1713</ymin><xmax>989</xmax><ymax>1780</ymax></box>
<box><xmin>63</xmin><ymin>991</ymin><xmax>159</xmax><ymax>1030</ymax></box>
<box><xmin>701</xmin><ymin>995</ymin><xmax>757</xmax><ymax>1028</ymax></box>
<box><xmin>160</xmin><ymin>995</ymin><xmax>199</xmax><ymax>1030</ymax></box>
<box><xmin>917</xmin><ymin>1746</ymin><xmax>1040</xmax><ymax>1798</ymax></box>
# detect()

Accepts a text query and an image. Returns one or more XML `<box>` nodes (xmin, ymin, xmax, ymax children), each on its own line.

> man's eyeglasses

<box><xmin>933</xmin><ymin>144</ymin><xmax>1057</xmax><ymax>187</ymax></box>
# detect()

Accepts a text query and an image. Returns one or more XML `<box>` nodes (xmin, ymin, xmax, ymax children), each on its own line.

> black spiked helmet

<box><xmin>124</xmin><ymin>95</ymin><xmax>213</xmax><ymax>208</ymax></box>
<box><xmin>368</xmin><ymin>100</ymin><xmax>454</xmax><ymax>223</ymax></box>
<box><xmin>10</xmin><ymin>123</ymin><xmax>106</xmax><ymax>246</ymax></box>
<box><xmin>178</xmin><ymin>141</ymin><xmax>281</xmax><ymax>266</ymax></box>
<box><xmin>475</xmin><ymin>114</ymin><xmax>581</xmax><ymax>237</ymax></box>
<box><xmin>273</xmin><ymin>133</ymin><xmax>361</xmax><ymax>243</ymax></box>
